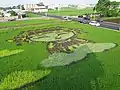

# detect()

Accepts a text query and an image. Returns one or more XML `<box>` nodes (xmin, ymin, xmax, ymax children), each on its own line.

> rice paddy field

<box><xmin>0</xmin><ymin>19</ymin><xmax>120</xmax><ymax>90</ymax></box>
<box><xmin>48</xmin><ymin>8</ymin><xmax>94</xmax><ymax>16</ymax></box>
<box><xmin>26</xmin><ymin>12</ymin><xmax>40</xmax><ymax>18</ymax></box>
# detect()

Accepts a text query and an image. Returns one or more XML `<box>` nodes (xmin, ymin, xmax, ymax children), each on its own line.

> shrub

<box><xmin>0</xmin><ymin>49</ymin><xmax>24</xmax><ymax>58</ymax></box>
<box><xmin>0</xmin><ymin>70</ymin><xmax>51</xmax><ymax>90</ymax></box>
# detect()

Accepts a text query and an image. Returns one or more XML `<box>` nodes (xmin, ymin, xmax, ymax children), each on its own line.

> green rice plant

<box><xmin>48</xmin><ymin>42</ymin><xmax>54</xmax><ymax>49</ymax></box>
<box><xmin>0</xmin><ymin>49</ymin><xmax>24</xmax><ymax>58</ymax></box>
<box><xmin>68</xmin><ymin>46</ymin><xmax>74</xmax><ymax>52</ymax></box>
<box><xmin>86</xmin><ymin>43</ymin><xmax>116</xmax><ymax>52</ymax></box>
<box><xmin>0</xmin><ymin>70</ymin><xmax>51</xmax><ymax>90</ymax></box>
<box><xmin>41</xmin><ymin>45</ymin><xmax>88</xmax><ymax>67</ymax></box>
<box><xmin>31</xmin><ymin>31</ymin><xmax>74</xmax><ymax>42</ymax></box>
<box><xmin>41</xmin><ymin>43</ymin><xmax>116</xmax><ymax>67</ymax></box>
<box><xmin>72</xmin><ymin>45</ymin><xmax>78</xmax><ymax>48</ymax></box>
<box><xmin>7</xmin><ymin>39</ymin><xmax>13</xmax><ymax>43</ymax></box>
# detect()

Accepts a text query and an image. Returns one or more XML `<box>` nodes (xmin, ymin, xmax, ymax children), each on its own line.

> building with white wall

<box><xmin>47</xmin><ymin>4</ymin><xmax>58</xmax><ymax>10</ymax></box>
<box><xmin>24</xmin><ymin>4</ymin><xmax>48</xmax><ymax>13</ymax></box>
<box><xmin>77</xmin><ymin>4</ymin><xmax>95</xmax><ymax>9</ymax></box>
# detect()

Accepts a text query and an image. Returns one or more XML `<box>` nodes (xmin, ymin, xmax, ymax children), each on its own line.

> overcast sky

<box><xmin>0</xmin><ymin>0</ymin><xmax>99</xmax><ymax>7</ymax></box>
<box><xmin>0</xmin><ymin>0</ymin><xmax>119</xmax><ymax>7</ymax></box>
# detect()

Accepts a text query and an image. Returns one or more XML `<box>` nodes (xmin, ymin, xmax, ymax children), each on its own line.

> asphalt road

<box><xmin>99</xmin><ymin>22</ymin><xmax>120</xmax><ymax>30</ymax></box>
<box><xmin>44</xmin><ymin>14</ymin><xmax>120</xmax><ymax>30</ymax></box>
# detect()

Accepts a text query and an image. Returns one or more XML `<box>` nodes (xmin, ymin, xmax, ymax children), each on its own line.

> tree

<box><xmin>94</xmin><ymin>0</ymin><xmax>120</xmax><ymax>17</ymax></box>
<box><xmin>95</xmin><ymin>0</ymin><xmax>110</xmax><ymax>15</ymax></box>
<box><xmin>12</xmin><ymin>6</ymin><xmax>16</xmax><ymax>9</ymax></box>
<box><xmin>5</xmin><ymin>7</ymin><xmax>12</xmax><ymax>10</ymax></box>
<box><xmin>16</xmin><ymin>5</ymin><xmax>25</xmax><ymax>10</ymax></box>
<box><xmin>55</xmin><ymin>7</ymin><xmax>58</xmax><ymax>10</ymax></box>
<box><xmin>108</xmin><ymin>1</ymin><xmax>119</xmax><ymax>16</ymax></box>
<box><xmin>17</xmin><ymin>5</ymin><xmax>21</xmax><ymax>9</ymax></box>
<box><xmin>21</xmin><ymin>5</ymin><xmax>25</xmax><ymax>10</ymax></box>
<box><xmin>9</xmin><ymin>10</ymin><xmax>17</xmax><ymax>16</ymax></box>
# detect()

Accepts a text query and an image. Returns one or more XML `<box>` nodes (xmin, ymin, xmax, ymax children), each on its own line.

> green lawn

<box><xmin>0</xmin><ymin>19</ymin><xmax>120</xmax><ymax>90</ymax></box>
<box><xmin>48</xmin><ymin>8</ymin><xmax>94</xmax><ymax>16</ymax></box>
<box><xmin>26</xmin><ymin>12</ymin><xmax>40</xmax><ymax>18</ymax></box>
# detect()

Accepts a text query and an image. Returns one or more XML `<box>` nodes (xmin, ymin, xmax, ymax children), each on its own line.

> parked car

<box><xmin>83</xmin><ymin>16</ymin><xmax>90</xmax><ymax>20</ymax></box>
<box><xmin>89</xmin><ymin>21</ymin><xmax>100</xmax><ymax>26</ymax></box>
<box><xmin>118</xmin><ymin>27</ymin><xmax>120</xmax><ymax>30</ymax></box>
<box><xmin>63</xmin><ymin>16</ymin><xmax>69</xmax><ymax>20</ymax></box>
<box><xmin>96</xmin><ymin>19</ymin><xmax>103</xmax><ymax>22</ymax></box>
<box><xmin>22</xmin><ymin>13</ymin><xmax>27</xmax><ymax>18</ymax></box>
<box><xmin>78</xmin><ymin>15</ymin><xmax>83</xmax><ymax>18</ymax></box>
<box><xmin>78</xmin><ymin>19</ymin><xmax>89</xmax><ymax>24</ymax></box>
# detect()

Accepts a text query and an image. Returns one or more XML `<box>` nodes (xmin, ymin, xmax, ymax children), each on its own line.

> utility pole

<box><xmin>20</xmin><ymin>5</ymin><xmax>23</xmax><ymax>19</ymax></box>
<box><xmin>94</xmin><ymin>7</ymin><xmax>96</xmax><ymax>20</ymax></box>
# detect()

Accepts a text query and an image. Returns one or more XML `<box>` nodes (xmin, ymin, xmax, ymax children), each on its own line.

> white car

<box><xmin>89</xmin><ymin>21</ymin><xmax>100</xmax><ymax>27</ymax></box>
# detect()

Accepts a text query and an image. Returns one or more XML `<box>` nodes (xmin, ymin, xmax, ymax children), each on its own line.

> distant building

<box><xmin>12</xmin><ymin>9</ymin><xmax>22</xmax><ymax>13</ymax></box>
<box><xmin>77</xmin><ymin>4</ymin><xmax>95</xmax><ymax>9</ymax></box>
<box><xmin>0</xmin><ymin>10</ymin><xmax>4</xmax><ymax>13</ymax></box>
<box><xmin>24</xmin><ymin>3</ymin><xmax>48</xmax><ymax>13</ymax></box>
<box><xmin>4</xmin><ymin>13</ymin><xmax>11</xmax><ymax>17</ymax></box>
<box><xmin>48</xmin><ymin>4</ymin><xmax>58</xmax><ymax>10</ymax></box>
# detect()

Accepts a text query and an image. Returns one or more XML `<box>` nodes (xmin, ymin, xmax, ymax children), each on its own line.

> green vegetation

<box><xmin>0</xmin><ymin>19</ymin><xmax>60</xmax><ymax>28</ymax></box>
<box><xmin>0</xmin><ymin>70</ymin><xmax>51</xmax><ymax>90</ymax></box>
<box><xmin>31</xmin><ymin>31</ymin><xmax>74</xmax><ymax>42</ymax></box>
<box><xmin>0</xmin><ymin>19</ymin><xmax>120</xmax><ymax>90</ymax></box>
<box><xmin>95</xmin><ymin>0</ymin><xmax>120</xmax><ymax>17</ymax></box>
<box><xmin>48</xmin><ymin>37</ymin><xmax>88</xmax><ymax>54</ymax></box>
<box><xmin>26</xmin><ymin>12</ymin><xmax>40</xmax><ymax>18</ymax></box>
<box><xmin>41</xmin><ymin>45</ymin><xmax>88</xmax><ymax>67</ymax></box>
<box><xmin>0</xmin><ymin>49</ymin><xmax>24</xmax><ymax>58</ymax></box>
<box><xmin>103</xmin><ymin>16</ymin><xmax>120</xmax><ymax>24</ymax></box>
<box><xmin>48</xmin><ymin>8</ymin><xmax>93</xmax><ymax>16</ymax></box>
<box><xmin>8</xmin><ymin>10</ymin><xmax>17</xmax><ymax>16</ymax></box>
<box><xmin>10</xmin><ymin>27</ymin><xmax>75</xmax><ymax>44</ymax></box>
<box><xmin>41</xmin><ymin>43</ymin><xmax>115</xmax><ymax>67</ymax></box>
<box><xmin>103</xmin><ymin>16</ymin><xmax>120</xmax><ymax>20</ymax></box>
<box><xmin>48</xmin><ymin>42</ymin><xmax>54</xmax><ymax>48</ymax></box>
<box><xmin>104</xmin><ymin>18</ymin><xmax>120</xmax><ymax>24</ymax></box>
<box><xmin>10</xmin><ymin>27</ymin><xmax>82</xmax><ymax>53</ymax></box>
<box><xmin>85</xmin><ymin>43</ymin><xmax>116</xmax><ymax>52</ymax></box>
